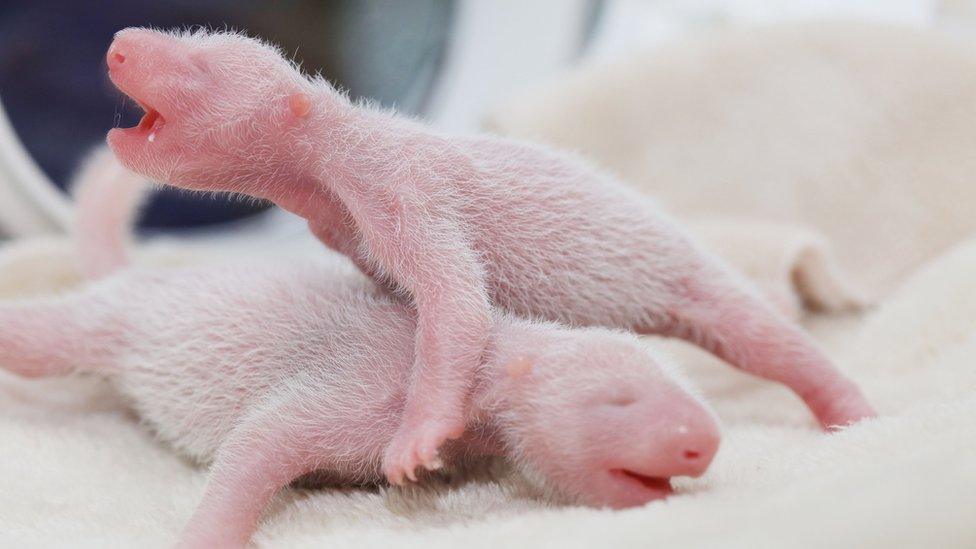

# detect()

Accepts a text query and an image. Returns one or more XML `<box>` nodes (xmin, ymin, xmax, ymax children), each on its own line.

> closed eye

<box><xmin>585</xmin><ymin>389</ymin><xmax>639</xmax><ymax>409</ymax></box>
<box><xmin>608</xmin><ymin>395</ymin><xmax>637</xmax><ymax>407</ymax></box>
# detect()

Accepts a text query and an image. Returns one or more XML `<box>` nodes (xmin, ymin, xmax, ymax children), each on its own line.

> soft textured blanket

<box><xmin>488</xmin><ymin>22</ymin><xmax>976</xmax><ymax>302</ymax></box>
<box><xmin>1</xmin><ymin>21</ymin><xmax>975</xmax><ymax>548</ymax></box>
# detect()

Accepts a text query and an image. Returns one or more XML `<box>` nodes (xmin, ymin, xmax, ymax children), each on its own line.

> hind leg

<box><xmin>179</xmin><ymin>437</ymin><xmax>307</xmax><ymax>549</ymax></box>
<box><xmin>0</xmin><ymin>298</ymin><xmax>118</xmax><ymax>378</ymax></box>
<box><xmin>178</xmin><ymin>391</ymin><xmax>353</xmax><ymax>549</ymax></box>
<box><xmin>654</xmin><ymin>269</ymin><xmax>875</xmax><ymax>429</ymax></box>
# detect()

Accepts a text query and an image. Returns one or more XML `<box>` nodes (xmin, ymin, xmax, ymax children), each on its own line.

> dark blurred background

<box><xmin>0</xmin><ymin>0</ymin><xmax>452</xmax><ymax>228</ymax></box>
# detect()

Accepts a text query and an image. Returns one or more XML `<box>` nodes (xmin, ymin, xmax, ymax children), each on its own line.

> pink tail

<box><xmin>0</xmin><ymin>147</ymin><xmax>135</xmax><ymax>378</ymax></box>
<box><xmin>71</xmin><ymin>147</ymin><xmax>149</xmax><ymax>279</ymax></box>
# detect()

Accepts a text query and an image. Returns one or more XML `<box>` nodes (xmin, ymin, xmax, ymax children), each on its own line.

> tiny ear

<box><xmin>287</xmin><ymin>92</ymin><xmax>312</xmax><ymax>118</ymax></box>
<box><xmin>506</xmin><ymin>355</ymin><xmax>534</xmax><ymax>379</ymax></box>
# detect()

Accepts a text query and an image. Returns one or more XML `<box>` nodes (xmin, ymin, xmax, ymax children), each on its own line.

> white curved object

<box><xmin>0</xmin><ymin>98</ymin><xmax>71</xmax><ymax>237</ymax></box>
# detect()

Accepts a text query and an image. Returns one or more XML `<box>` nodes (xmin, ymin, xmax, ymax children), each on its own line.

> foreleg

<box><xmin>326</xmin><ymin>179</ymin><xmax>492</xmax><ymax>484</ymax></box>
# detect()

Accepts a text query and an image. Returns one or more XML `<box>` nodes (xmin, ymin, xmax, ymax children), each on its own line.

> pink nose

<box><xmin>108</xmin><ymin>49</ymin><xmax>126</xmax><ymax>68</ymax></box>
<box><xmin>106</xmin><ymin>30</ymin><xmax>150</xmax><ymax>72</ymax></box>
<box><xmin>662</xmin><ymin>421</ymin><xmax>720</xmax><ymax>477</ymax></box>
<box><xmin>626</xmin><ymin>415</ymin><xmax>720</xmax><ymax>479</ymax></box>
<box><xmin>105</xmin><ymin>38</ymin><xmax>131</xmax><ymax>72</ymax></box>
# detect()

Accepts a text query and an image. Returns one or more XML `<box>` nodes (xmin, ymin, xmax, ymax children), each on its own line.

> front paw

<box><xmin>382</xmin><ymin>416</ymin><xmax>465</xmax><ymax>485</ymax></box>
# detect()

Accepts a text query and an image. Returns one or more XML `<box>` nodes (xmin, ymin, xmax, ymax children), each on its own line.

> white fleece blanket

<box><xmin>488</xmin><ymin>22</ymin><xmax>976</xmax><ymax>303</ymax></box>
<box><xmin>2</xmin><ymin>22</ymin><xmax>976</xmax><ymax>548</ymax></box>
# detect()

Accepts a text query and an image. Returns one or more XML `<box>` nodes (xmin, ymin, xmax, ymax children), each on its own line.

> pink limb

<box><xmin>659</xmin><ymin>274</ymin><xmax>875</xmax><ymax>429</ymax></box>
<box><xmin>321</xmin><ymin>179</ymin><xmax>492</xmax><ymax>485</ymax></box>
<box><xmin>177</xmin><ymin>408</ymin><xmax>319</xmax><ymax>548</ymax></box>
<box><xmin>71</xmin><ymin>147</ymin><xmax>147</xmax><ymax>279</ymax></box>
<box><xmin>0</xmin><ymin>299</ymin><xmax>117</xmax><ymax>378</ymax></box>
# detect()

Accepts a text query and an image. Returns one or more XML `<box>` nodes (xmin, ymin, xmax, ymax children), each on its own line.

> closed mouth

<box><xmin>611</xmin><ymin>468</ymin><xmax>673</xmax><ymax>494</ymax></box>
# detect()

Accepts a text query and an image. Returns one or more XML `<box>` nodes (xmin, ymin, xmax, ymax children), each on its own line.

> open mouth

<box><xmin>137</xmin><ymin>106</ymin><xmax>164</xmax><ymax>132</ymax></box>
<box><xmin>129</xmin><ymin>98</ymin><xmax>166</xmax><ymax>135</ymax></box>
<box><xmin>106</xmin><ymin>38</ymin><xmax>170</xmax><ymax>146</ymax></box>
<box><xmin>611</xmin><ymin>469</ymin><xmax>673</xmax><ymax>494</ymax></box>
<box><xmin>107</xmin><ymin>92</ymin><xmax>167</xmax><ymax>150</ymax></box>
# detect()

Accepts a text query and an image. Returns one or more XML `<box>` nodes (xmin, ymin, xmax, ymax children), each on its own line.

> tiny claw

<box><xmin>383</xmin><ymin>415</ymin><xmax>464</xmax><ymax>486</ymax></box>
<box><xmin>419</xmin><ymin>445</ymin><xmax>442</xmax><ymax>470</ymax></box>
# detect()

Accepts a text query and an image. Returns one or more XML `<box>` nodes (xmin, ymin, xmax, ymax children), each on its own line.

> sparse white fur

<box><xmin>105</xmin><ymin>29</ymin><xmax>874</xmax><ymax>449</ymax></box>
<box><xmin>0</xmin><ymin>257</ymin><xmax>716</xmax><ymax>546</ymax></box>
<box><xmin>0</xmin><ymin>153</ymin><xmax>719</xmax><ymax>547</ymax></box>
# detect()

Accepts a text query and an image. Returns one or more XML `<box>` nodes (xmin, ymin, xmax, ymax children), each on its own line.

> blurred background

<box><xmin>0</xmin><ymin>0</ymin><xmax>974</xmax><ymax>244</ymax></box>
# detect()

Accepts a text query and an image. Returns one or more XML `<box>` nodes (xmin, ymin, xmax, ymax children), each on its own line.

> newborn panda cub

<box><xmin>0</xmin><ymin>263</ymin><xmax>717</xmax><ymax>547</ymax></box>
<box><xmin>0</xmin><ymin>156</ymin><xmax>720</xmax><ymax>548</ymax></box>
<box><xmin>106</xmin><ymin>28</ymin><xmax>874</xmax><ymax>484</ymax></box>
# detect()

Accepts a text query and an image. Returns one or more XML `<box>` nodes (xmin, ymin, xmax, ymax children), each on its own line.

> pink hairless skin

<box><xmin>105</xmin><ymin>28</ymin><xmax>874</xmax><ymax>482</ymax></box>
<box><xmin>0</xmin><ymin>153</ymin><xmax>720</xmax><ymax>547</ymax></box>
